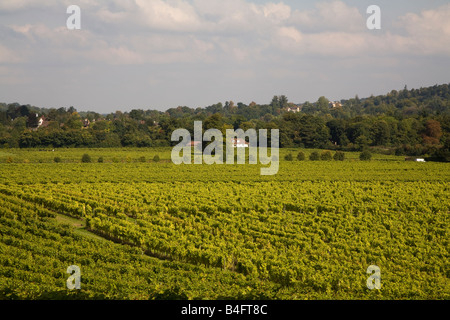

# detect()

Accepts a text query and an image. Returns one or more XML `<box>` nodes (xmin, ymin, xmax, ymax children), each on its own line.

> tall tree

<box><xmin>423</xmin><ymin>119</ymin><xmax>442</xmax><ymax>145</ymax></box>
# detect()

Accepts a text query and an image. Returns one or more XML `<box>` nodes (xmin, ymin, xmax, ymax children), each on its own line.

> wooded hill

<box><xmin>1</xmin><ymin>83</ymin><xmax>449</xmax><ymax>160</ymax></box>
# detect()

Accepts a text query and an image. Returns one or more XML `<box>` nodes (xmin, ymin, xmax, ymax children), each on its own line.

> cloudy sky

<box><xmin>1</xmin><ymin>0</ymin><xmax>449</xmax><ymax>113</ymax></box>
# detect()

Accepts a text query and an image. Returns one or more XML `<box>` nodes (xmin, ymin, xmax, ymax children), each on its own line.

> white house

<box><xmin>231</xmin><ymin>138</ymin><xmax>249</xmax><ymax>148</ymax></box>
<box><xmin>287</xmin><ymin>106</ymin><xmax>301</xmax><ymax>113</ymax></box>
<box><xmin>405</xmin><ymin>157</ymin><xmax>426</xmax><ymax>162</ymax></box>
<box><xmin>329</xmin><ymin>101</ymin><xmax>342</xmax><ymax>108</ymax></box>
<box><xmin>37</xmin><ymin>116</ymin><xmax>44</xmax><ymax>127</ymax></box>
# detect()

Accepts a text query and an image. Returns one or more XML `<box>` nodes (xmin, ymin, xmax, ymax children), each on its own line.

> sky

<box><xmin>0</xmin><ymin>0</ymin><xmax>449</xmax><ymax>113</ymax></box>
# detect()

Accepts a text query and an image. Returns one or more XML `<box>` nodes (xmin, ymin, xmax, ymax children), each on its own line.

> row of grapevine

<box><xmin>2</xmin><ymin>177</ymin><xmax>448</xmax><ymax>297</ymax></box>
<box><xmin>1</xmin><ymin>154</ymin><xmax>448</xmax><ymax>299</ymax></box>
<box><xmin>0</xmin><ymin>193</ymin><xmax>280</xmax><ymax>299</ymax></box>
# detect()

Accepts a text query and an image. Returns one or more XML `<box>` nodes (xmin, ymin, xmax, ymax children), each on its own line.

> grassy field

<box><xmin>0</xmin><ymin>147</ymin><xmax>448</xmax><ymax>300</ymax></box>
<box><xmin>0</xmin><ymin>147</ymin><xmax>402</xmax><ymax>163</ymax></box>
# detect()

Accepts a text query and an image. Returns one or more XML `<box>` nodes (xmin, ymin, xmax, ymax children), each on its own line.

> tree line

<box><xmin>0</xmin><ymin>83</ymin><xmax>449</xmax><ymax>160</ymax></box>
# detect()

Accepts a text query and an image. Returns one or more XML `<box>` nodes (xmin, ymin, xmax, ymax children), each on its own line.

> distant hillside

<box><xmin>2</xmin><ymin>83</ymin><xmax>449</xmax><ymax>119</ymax></box>
<box><xmin>0</xmin><ymin>83</ymin><xmax>449</xmax><ymax>161</ymax></box>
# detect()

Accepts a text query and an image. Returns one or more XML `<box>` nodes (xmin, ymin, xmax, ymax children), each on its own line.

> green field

<box><xmin>0</xmin><ymin>148</ymin><xmax>448</xmax><ymax>300</ymax></box>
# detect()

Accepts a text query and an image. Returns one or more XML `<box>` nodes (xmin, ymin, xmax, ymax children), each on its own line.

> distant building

<box><xmin>37</xmin><ymin>116</ymin><xmax>44</xmax><ymax>127</ymax></box>
<box><xmin>32</xmin><ymin>115</ymin><xmax>48</xmax><ymax>131</ymax></box>
<box><xmin>286</xmin><ymin>105</ymin><xmax>302</xmax><ymax>113</ymax></box>
<box><xmin>231</xmin><ymin>138</ymin><xmax>249</xmax><ymax>148</ymax></box>
<box><xmin>329</xmin><ymin>101</ymin><xmax>342</xmax><ymax>108</ymax></box>
<box><xmin>188</xmin><ymin>141</ymin><xmax>202</xmax><ymax>147</ymax></box>
<box><xmin>405</xmin><ymin>157</ymin><xmax>426</xmax><ymax>162</ymax></box>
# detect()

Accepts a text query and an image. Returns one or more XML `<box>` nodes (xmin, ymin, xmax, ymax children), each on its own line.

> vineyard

<box><xmin>0</xmin><ymin>148</ymin><xmax>449</xmax><ymax>299</ymax></box>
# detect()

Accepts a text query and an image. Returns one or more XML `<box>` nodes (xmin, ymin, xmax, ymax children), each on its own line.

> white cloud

<box><xmin>83</xmin><ymin>43</ymin><xmax>145</xmax><ymax>65</ymax></box>
<box><xmin>0</xmin><ymin>0</ymin><xmax>44</xmax><ymax>11</ymax></box>
<box><xmin>399</xmin><ymin>4</ymin><xmax>450</xmax><ymax>36</ymax></box>
<box><xmin>276</xmin><ymin>26</ymin><xmax>303</xmax><ymax>49</ymax></box>
<box><xmin>268</xmin><ymin>1</ymin><xmax>450</xmax><ymax>58</ymax></box>
<box><xmin>263</xmin><ymin>2</ymin><xmax>291</xmax><ymax>22</ymax></box>
<box><xmin>290</xmin><ymin>0</ymin><xmax>365</xmax><ymax>32</ymax></box>
<box><xmin>306</xmin><ymin>31</ymin><xmax>369</xmax><ymax>56</ymax></box>
<box><xmin>394</xmin><ymin>4</ymin><xmax>450</xmax><ymax>55</ymax></box>
<box><xmin>1</xmin><ymin>0</ymin><xmax>449</xmax><ymax>112</ymax></box>
<box><xmin>7</xmin><ymin>23</ymin><xmax>145</xmax><ymax>65</ymax></box>
<box><xmin>134</xmin><ymin>0</ymin><xmax>202</xmax><ymax>32</ymax></box>
<box><xmin>4</xmin><ymin>0</ymin><xmax>450</xmax><ymax>66</ymax></box>
<box><xmin>0</xmin><ymin>44</ymin><xmax>22</xmax><ymax>63</ymax></box>
<box><xmin>0</xmin><ymin>0</ymin><xmax>100</xmax><ymax>11</ymax></box>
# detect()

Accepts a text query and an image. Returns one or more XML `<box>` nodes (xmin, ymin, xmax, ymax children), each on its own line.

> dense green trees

<box><xmin>0</xmin><ymin>84</ymin><xmax>449</xmax><ymax>159</ymax></box>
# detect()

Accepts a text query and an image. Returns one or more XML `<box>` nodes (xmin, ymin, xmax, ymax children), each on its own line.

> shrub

<box><xmin>333</xmin><ymin>151</ymin><xmax>345</xmax><ymax>161</ymax></box>
<box><xmin>139</xmin><ymin>156</ymin><xmax>146</xmax><ymax>163</ymax></box>
<box><xmin>430</xmin><ymin>146</ymin><xmax>450</xmax><ymax>162</ymax></box>
<box><xmin>395</xmin><ymin>148</ymin><xmax>404</xmax><ymax>156</ymax></box>
<box><xmin>320</xmin><ymin>150</ymin><xmax>333</xmax><ymax>161</ymax></box>
<box><xmin>284</xmin><ymin>153</ymin><xmax>293</xmax><ymax>161</ymax></box>
<box><xmin>97</xmin><ymin>156</ymin><xmax>104</xmax><ymax>163</ymax></box>
<box><xmin>6</xmin><ymin>157</ymin><xmax>13</xmax><ymax>163</ymax></box>
<box><xmin>53</xmin><ymin>156</ymin><xmax>62</xmax><ymax>163</ymax></box>
<box><xmin>297</xmin><ymin>151</ymin><xmax>305</xmax><ymax>161</ymax></box>
<box><xmin>309</xmin><ymin>151</ymin><xmax>320</xmax><ymax>161</ymax></box>
<box><xmin>81</xmin><ymin>153</ymin><xmax>92</xmax><ymax>163</ymax></box>
<box><xmin>360</xmin><ymin>150</ymin><xmax>372</xmax><ymax>161</ymax></box>
<box><xmin>153</xmin><ymin>155</ymin><xmax>160</xmax><ymax>162</ymax></box>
